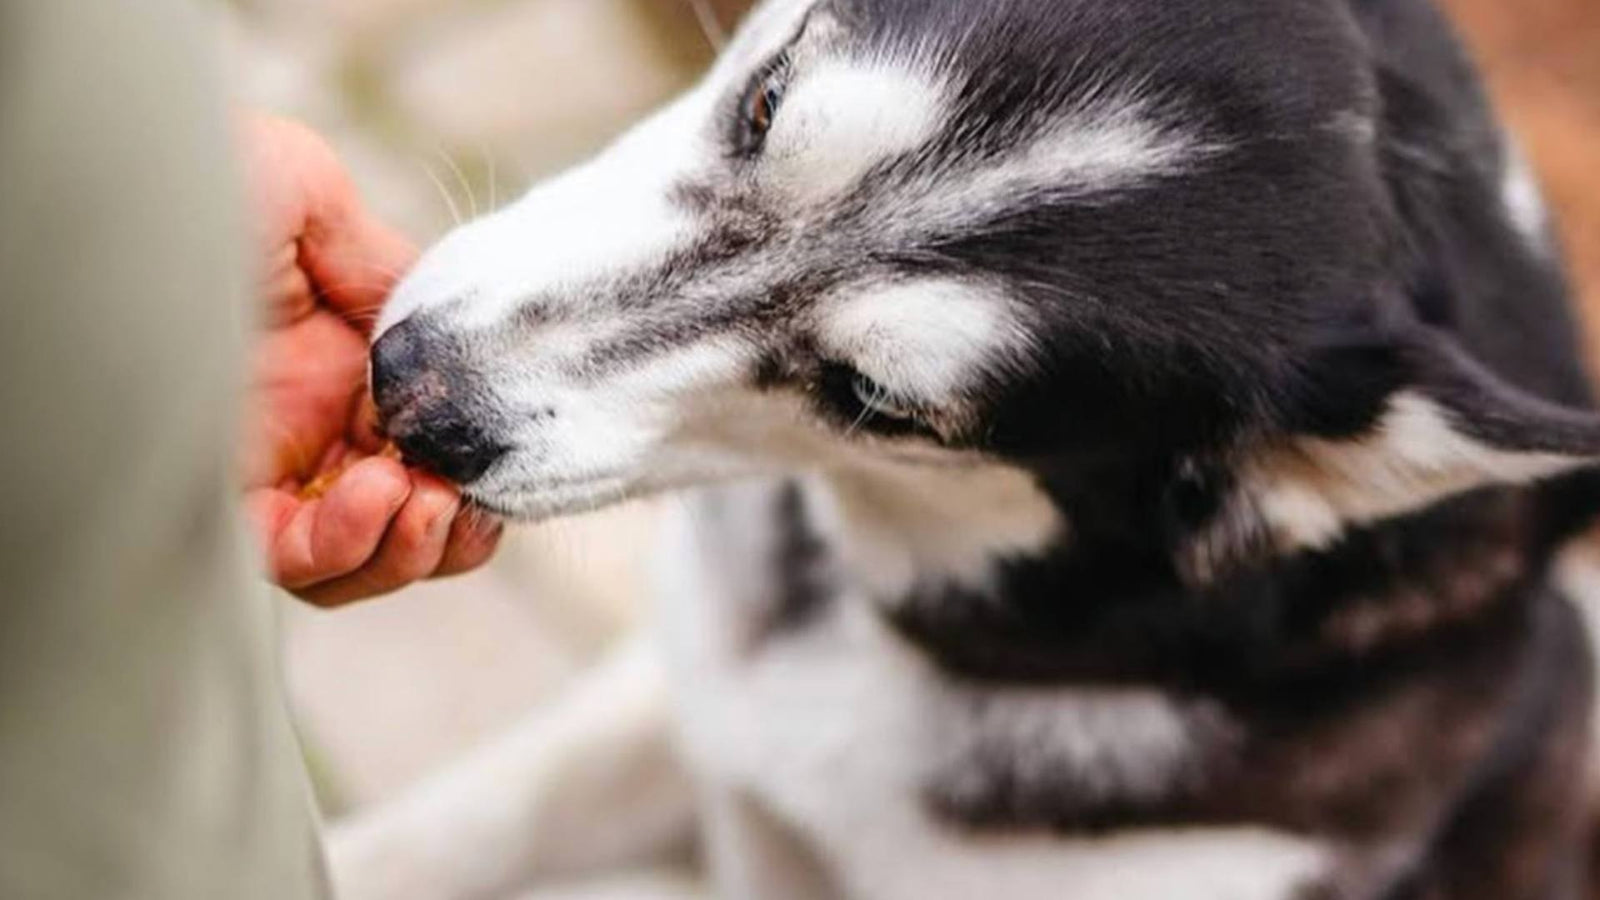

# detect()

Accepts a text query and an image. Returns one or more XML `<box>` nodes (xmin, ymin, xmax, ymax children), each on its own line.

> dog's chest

<box><xmin>652</xmin><ymin>482</ymin><xmax>1331</xmax><ymax>900</ymax></box>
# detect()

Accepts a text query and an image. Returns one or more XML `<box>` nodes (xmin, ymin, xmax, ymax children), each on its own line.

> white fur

<box><xmin>709</xmin><ymin>0</ymin><xmax>822</xmax><ymax>82</ymax></box>
<box><xmin>467</xmin><ymin>338</ymin><xmax>760</xmax><ymax>515</ymax></box>
<box><xmin>378</xmin><ymin>85</ymin><xmax>716</xmax><ymax>335</ymax></box>
<box><xmin>816</xmin><ymin>278</ymin><xmax>1031</xmax><ymax>407</ymax></box>
<box><xmin>815</xmin><ymin>463</ymin><xmax>1063</xmax><ymax>598</ymax></box>
<box><xmin>391</xmin><ymin>4</ymin><xmax>840</xmax><ymax>343</ymax></box>
<box><xmin>1244</xmin><ymin>392</ymin><xmax>1581</xmax><ymax>550</ymax></box>
<box><xmin>1501</xmin><ymin>137</ymin><xmax>1549</xmax><ymax>246</ymax></box>
<box><xmin>933</xmin><ymin>687</ymin><xmax>1225</xmax><ymax>809</ymax></box>
<box><xmin>879</xmin><ymin>99</ymin><xmax>1216</xmax><ymax>239</ymax></box>
<box><xmin>764</xmin><ymin>61</ymin><xmax>948</xmax><ymax>205</ymax></box>
<box><xmin>983</xmin><ymin>100</ymin><xmax>1210</xmax><ymax>196</ymax></box>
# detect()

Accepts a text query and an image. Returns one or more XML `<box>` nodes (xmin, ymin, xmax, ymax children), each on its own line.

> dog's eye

<box><xmin>736</xmin><ymin>59</ymin><xmax>789</xmax><ymax>156</ymax></box>
<box><xmin>749</xmin><ymin>83</ymin><xmax>781</xmax><ymax>138</ymax></box>
<box><xmin>851</xmin><ymin>374</ymin><xmax>917</xmax><ymax>422</ymax></box>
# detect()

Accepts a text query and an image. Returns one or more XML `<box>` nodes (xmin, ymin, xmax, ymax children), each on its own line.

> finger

<box><xmin>240</xmin><ymin>415</ymin><xmax>322</xmax><ymax>494</ymax></box>
<box><xmin>243</xmin><ymin>487</ymin><xmax>300</xmax><ymax>559</ymax></box>
<box><xmin>271</xmin><ymin>457</ymin><xmax>411</xmax><ymax>590</ymax></box>
<box><xmin>294</xmin><ymin>472</ymin><xmax>462</xmax><ymax>607</ymax></box>
<box><xmin>304</xmin><ymin>210</ymin><xmax>418</xmax><ymax>329</ymax></box>
<box><xmin>349</xmin><ymin>391</ymin><xmax>388</xmax><ymax>453</ymax></box>
<box><xmin>434</xmin><ymin>510</ymin><xmax>506</xmax><ymax>578</ymax></box>
<box><xmin>237</xmin><ymin>114</ymin><xmax>417</xmax><ymax>328</ymax></box>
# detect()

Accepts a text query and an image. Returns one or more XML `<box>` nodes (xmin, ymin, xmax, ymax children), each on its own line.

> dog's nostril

<box><xmin>389</xmin><ymin>410</ymin><xmax>508</xmax><ymax>485</ymax></box>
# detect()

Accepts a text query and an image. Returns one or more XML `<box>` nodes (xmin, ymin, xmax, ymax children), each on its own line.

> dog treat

<box><xmin>297</xmin><ymin>442</ymin><xmax>403</xmax><ymax>501</ymax></box>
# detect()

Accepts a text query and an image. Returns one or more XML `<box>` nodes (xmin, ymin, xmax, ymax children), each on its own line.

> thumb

<box><xmin>241</xmin><ymin>113</ymin><xmax>419</xmax><ymax>331</ymax></box>
<box><xmin>302</xmin><ymin>207</ymin><xmax>419</xmax><ymax>332</ymax></box>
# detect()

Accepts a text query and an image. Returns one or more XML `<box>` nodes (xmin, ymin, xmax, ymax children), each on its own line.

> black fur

<box><xmin>756</xmin><ymin>0</ymin><xmax>1600</xmax><ymax>895</ymax></box>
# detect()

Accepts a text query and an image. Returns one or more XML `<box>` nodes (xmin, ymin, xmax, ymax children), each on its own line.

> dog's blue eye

<box><xmin>851</xmin><ymin>374</ymin><xmax>916</xmax><ymax>422</ymax></box>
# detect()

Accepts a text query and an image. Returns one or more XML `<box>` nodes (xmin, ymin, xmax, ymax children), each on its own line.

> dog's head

<box><xmin>373</xmin><ymin>0</ymin><xmax>1599</xmax><ymax>568</ymax></box>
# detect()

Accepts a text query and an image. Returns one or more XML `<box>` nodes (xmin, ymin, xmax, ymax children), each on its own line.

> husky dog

<box><xmin>332</xmin><ymin>0</ymin><xmax>1600</xmax><ymax>897</ymax></box>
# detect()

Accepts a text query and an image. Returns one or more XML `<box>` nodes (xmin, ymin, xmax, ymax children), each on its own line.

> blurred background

<box><xmin>216</xmin><ymin>0</ymin><xmax>1600</xmax><ymax>819</ymax></box>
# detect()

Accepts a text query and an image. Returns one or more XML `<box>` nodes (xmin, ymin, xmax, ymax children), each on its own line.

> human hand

<box><xmin>239</xmin><ymin>115</ymin><xmax>501</xmax><ymax>606</ymax></box>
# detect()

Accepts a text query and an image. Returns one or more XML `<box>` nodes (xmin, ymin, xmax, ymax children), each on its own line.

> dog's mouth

<box><xmin>464</xmin><ymin>473</ymin><xmax>638</xmax><ymax>523</ymax></box>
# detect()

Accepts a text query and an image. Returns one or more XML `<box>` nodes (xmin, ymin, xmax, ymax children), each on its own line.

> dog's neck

<box><xmin>812</xmin><ymin>459</ymin><xmax>1547</xmax><ymax>694</ymax></box>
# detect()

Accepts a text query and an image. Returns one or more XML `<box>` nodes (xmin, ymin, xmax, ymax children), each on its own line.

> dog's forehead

<box><xmin>730</xmin><ymin>0</ymin><xmax>1372</xmax><ymax>138</ymax></box>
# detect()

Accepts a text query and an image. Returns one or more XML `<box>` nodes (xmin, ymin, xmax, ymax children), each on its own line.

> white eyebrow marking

<box><xmin>817</xmin><ymin>279</ymin><xmax>1031</xmax><ymax>403</ymax></box>
<box><xmin>881</xmin><ymin>97</ymin><xmax>1221</xmax><ymax>236</ymax></box>
<box><xmin>764</xmin><ymin>60</ymin><xmax>949</xmax><ymax>205</ymax></box>
<box><xmin>1020</xmin><ymin>102</ymin><xmax>1213</xmax><ymax>189</ymax></box>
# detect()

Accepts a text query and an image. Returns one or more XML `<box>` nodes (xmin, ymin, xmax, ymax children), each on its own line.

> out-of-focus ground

<box><xmin>222</xmin><ymin>0</ymin><xmax>1600</xmax><ymax>815</ymax></box>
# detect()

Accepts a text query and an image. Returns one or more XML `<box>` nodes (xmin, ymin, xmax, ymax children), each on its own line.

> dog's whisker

<box><xmin>474</xmin><ymin>139</ymin><xmax>502</xmax><ymax>215</ymax></box>
<box><xmin>436</xmin><ymin>144</ymin><xmax>480</xmax><ymax>222</ymax></box>
<box><xmin>846</xmin><ymin>385</ymin><xmax>886</xmax><ymax>437</ymax></box>
<box><xmin>416</xmin><ymin>156</ymin><xmax>465</xmax><ymax>227</ymax></box>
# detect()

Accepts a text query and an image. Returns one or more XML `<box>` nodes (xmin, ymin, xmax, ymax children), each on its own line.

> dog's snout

<box><xmin>371</xmin><ymin>319</ymin><xmax>507</xmax><ymax>485</ymax></box>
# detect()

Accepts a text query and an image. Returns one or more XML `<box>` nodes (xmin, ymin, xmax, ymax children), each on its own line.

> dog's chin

<box><xmin>465</xmin><ymin>475</ymin><xmax>644</xmax><ymax>524</ymax></box>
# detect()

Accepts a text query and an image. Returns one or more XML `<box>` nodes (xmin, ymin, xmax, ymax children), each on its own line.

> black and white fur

<box><xmin>333</xmin><ymin>1</ymin><xmax>1600</xmax><ymax>897</ymax></box>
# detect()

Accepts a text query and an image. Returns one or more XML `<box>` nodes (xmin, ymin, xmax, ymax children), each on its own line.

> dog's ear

<box><xmin>1235</xmin><ymin>327</ymin><xmax>1600</xmax><ymax>551</ymax></box>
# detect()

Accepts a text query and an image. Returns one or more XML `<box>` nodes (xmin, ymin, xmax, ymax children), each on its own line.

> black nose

<box><xmin>371</xmin><ymin>319</ymin><xmax>507</xmax><ymax>485</ymax></box>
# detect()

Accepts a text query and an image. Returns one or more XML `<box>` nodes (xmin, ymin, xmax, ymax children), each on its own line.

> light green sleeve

<box><xmin>0</xmin><ymin>2</ymin><xmax>327</xmax><ymax>898</ymax></box>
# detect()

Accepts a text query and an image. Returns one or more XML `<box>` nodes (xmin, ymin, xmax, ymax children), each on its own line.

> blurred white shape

<box><xmin>285</xmin><ymin>502</ymin><xmax>660</xmax><ymax>807</ymax></box>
